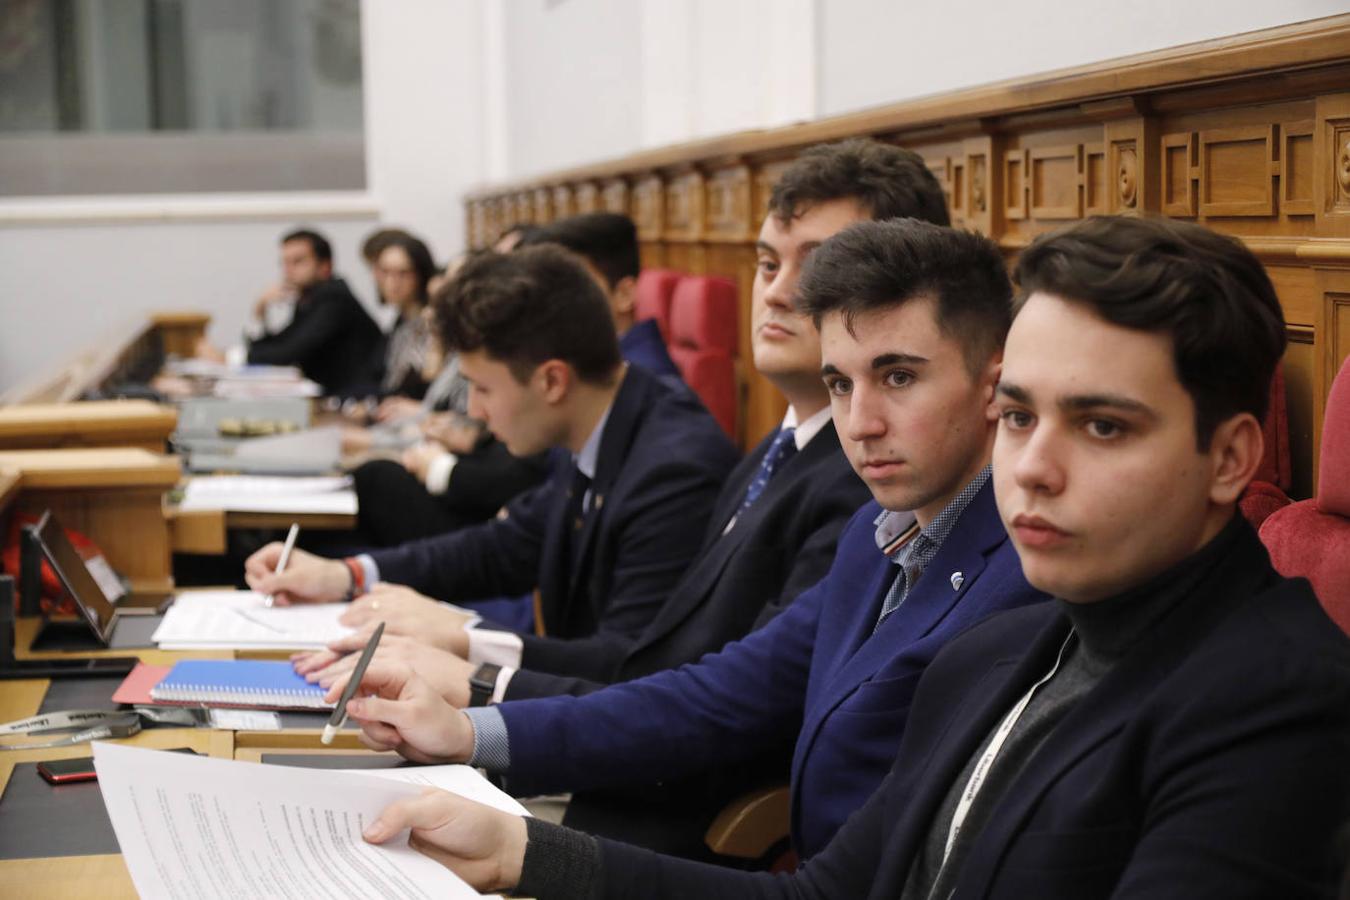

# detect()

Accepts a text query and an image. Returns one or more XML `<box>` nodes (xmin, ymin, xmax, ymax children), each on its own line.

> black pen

<box><xmin>321</xmin><ymin>621</ymin><xmax>384</xmax><ymax>745</ymax></box>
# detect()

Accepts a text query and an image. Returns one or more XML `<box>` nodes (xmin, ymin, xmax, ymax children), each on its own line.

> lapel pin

<box><xmin>950</xmin><ymin>571</ymin><xmax>964</xmax><ymax>591</ymax></box>
<box><xmin>593</xmin><ymin>494</ymin><xmax>604</xmax><ymax>511</ymax></box>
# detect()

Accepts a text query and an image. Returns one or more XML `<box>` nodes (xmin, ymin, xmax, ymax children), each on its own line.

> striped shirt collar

<box><xmin>874</xmin><ymin>465</ymin><xmax>992</xmax><ymax>564</ymax></box>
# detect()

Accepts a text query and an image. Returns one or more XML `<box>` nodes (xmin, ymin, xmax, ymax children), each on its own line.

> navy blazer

<box><xmin>619</xmin><ymin>318</ymin><xmax>682</xmax><ymax>384</ymax></box>
<box><xmin>589</xmin><ymin>522</ymin><xmax>1350</xmax><ymax>899</ymax></box>
<box><xmin>505</xmin><ymin>420</ymin><xmax>870</xmax><ymax>699</ymax></box>
<box><xmin>498</xmin><ymin>480</ymin><xmax>1047</xmax><ymax>857</ymax></box>
<box><xmin>369</xmin><ymin>366</ymin><xmax>738</xmax><ymax>674</ymax></box>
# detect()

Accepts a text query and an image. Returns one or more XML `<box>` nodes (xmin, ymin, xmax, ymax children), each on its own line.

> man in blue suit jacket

<box><xmin>338</xmin><ymin>214</ymin><xmax>1048</xmax><ymax>860</ymax></box>
<box><xmin>246</xmin><ymin>244</ymin><xmax>737</xmax><ymax>671</ymax></box>
<box><xmin>365</xmin><ymin>219</ymin><xmax>1350</xmax><ymax>899</ymax></box>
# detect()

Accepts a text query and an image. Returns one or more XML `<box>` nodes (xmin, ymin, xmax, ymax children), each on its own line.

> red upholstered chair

<box><xmin>1259</xmin><ymin>355</ymin><xmax>1350</xmax><ymax>633</ymax></box>
<box><xmin>1239</xmin><ymin>363</ymin><xmax>1293</xmax><ymax>528</ymax></box>
<box><xmin>634</xmin><ymin>269</ymin><xmax>683</xmax><ymax>342</ymax></box>
<box><xmin>669</xmin><ymin>275</ymin><xmax>739</xmax><ymax>438</ymax></box>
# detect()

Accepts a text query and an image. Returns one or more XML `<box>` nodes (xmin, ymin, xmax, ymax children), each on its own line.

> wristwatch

<box><xmin>468</xmin><ymin>663</ymin><xmax>502</xmax><ymax>707</ymax></box>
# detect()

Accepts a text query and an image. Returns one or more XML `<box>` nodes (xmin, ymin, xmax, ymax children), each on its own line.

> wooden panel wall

<box><xmin>464</xmin><ymin>16</ymin><xmax>1350</xmax><ymax>496</ymax></box>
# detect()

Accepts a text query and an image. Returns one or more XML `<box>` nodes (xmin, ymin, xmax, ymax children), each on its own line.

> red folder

<box><xmin>111</xmin><ymin>662</ymin><xmax>171</xmax><ymax>705</ymax></box>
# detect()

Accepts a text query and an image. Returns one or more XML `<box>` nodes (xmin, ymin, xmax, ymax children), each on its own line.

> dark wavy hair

<box><xmin>769</xmin><ymin>138</ymin><xmax>950</xmax><ymax>227</ymax></box>
<box><xmin>1015</xmin><ymin>215</ymin><xmax>1286</xmax><ymax>450</ymax></box>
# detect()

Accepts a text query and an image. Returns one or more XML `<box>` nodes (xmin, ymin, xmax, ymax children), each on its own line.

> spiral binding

<box><xmin>150</xmin><ymin>684</ymin><xmax>331</xmax><ymax>709</ymax></box>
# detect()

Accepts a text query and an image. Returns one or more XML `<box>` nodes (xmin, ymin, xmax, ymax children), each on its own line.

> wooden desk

<box><xmin>1</xmin><ymin>312</ymin><xmax>210</xmax><ymax>408</ymax></box>
<box><xmin>0</xmin><ymin>628</ymin><xmax>374</xmax><ymax>897</ymax></box>
<box><xmin>0</xmin><ymin>401</ymin><xmax>177</xmax><ymax>452</ymax></box>
<box><xmin>0</xmin><ymin>449</ymin><xmax>181</xmax><ymax>593</ymax></box>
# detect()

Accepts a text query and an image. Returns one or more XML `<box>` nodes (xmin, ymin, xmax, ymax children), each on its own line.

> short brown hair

<box><xmin>435</xmin><ymin>245</ymin><xmax>622</xmax><ymax>385</ymax></box>
<box><xmin>1015</xmin><ymin>216</ymin><xmax>1286</xmax><ymax>449</ymax></box>
<box><xmin>799</xmin><ymin>218</ymin><xmax>1012</xmax><ymax>377</ymax></box>
<box><xmin>768</xmin><ymin>138</ymin><xmax>950</xmax><ymax>227</ymax></box>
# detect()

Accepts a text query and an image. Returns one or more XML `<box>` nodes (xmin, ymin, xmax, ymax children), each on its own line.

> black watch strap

<box><xmin>468</xmin><ymin>663</ymin><xmax>502</xmax><ymax>707</ymax></box>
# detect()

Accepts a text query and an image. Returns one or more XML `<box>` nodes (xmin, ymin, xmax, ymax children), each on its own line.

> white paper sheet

<box><xmin>153</xmin><ymin>590</ymin><xmax>355</xmax><ymax>650</ymax></box>
<box><xmin>352</xmin><ymin>765</ymin><xmax>531</xmax><ymax>818</ymax></box>
<box><xmin>93</xmin><ymin>743</ymin><xmax>488</xmax><ymax>900</ymax></box>
<box><xmin>179</xmin><ymin>474</ymin><xmax>357</xmax><ymax>515</ymax></box>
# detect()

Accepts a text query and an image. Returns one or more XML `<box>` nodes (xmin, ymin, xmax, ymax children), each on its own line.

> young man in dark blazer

<box><xmin>362</xmin><ymin>216</ymin><xmax>1350</xmax><ymax>899</ymax></box>
<box><xmin>241</xmin><ymin>228</ymin><xmax>383</xmax><ymax>396</ymax></box>
<box><xmin>334</xmin><ymin>216</ymin><xmax>1049</xmax><ymax>863</ymax></box>
<box><xmin>244</xmin><ymin>244</ymin><xmax>738</xmax><ymax>684</ymax></box>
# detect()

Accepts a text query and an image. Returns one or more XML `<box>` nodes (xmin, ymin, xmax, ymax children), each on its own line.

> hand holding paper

<box><xmin>364</xmin><ymin>788</ymin><xmax>528</xmax><ymax>894</ymax></box>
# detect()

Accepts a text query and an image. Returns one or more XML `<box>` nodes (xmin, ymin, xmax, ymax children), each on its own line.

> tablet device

<box><xmin>32</xmin><ymin>511</ymin><xmax>122</xmax><ymax>646</ymax></box>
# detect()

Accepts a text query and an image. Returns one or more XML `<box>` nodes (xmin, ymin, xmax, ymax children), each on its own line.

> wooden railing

<box><xmin>464</xmin><ymin>14</ymin><xmax>1350</xmax><ymax>497</ymax></box>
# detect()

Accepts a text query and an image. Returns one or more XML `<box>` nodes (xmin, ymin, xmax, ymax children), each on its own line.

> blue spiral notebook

<box><xmin>149</xmin><ymin>660</ymin><xmax>333</xmax><ymax>710</ymax></box>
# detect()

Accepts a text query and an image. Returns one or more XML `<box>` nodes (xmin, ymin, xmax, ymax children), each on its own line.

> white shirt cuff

<box><xmin>355</xmin><ymin>554</ymin><xmax>380</xmax><ymax>590</ymax></box>
<box><xmin>491</xmin><ymin>666</ymin><xmax>516</xmax><ymax>704</ymax></box>
<box><xmin>424</xmin><ymin>452</ymin><xmax>459</xmax><ymax>495</ymax></box>
<box><xmin>225</xmin><ymin>344</ymin><xmax>249</xmax><ymax>367</ymax></box>
<box><xmin>466</xmin><ymin>624</ymin><xmax>524</xmax><ymax>669</ymax></box>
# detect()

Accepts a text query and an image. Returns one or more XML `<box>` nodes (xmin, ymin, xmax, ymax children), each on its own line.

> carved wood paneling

<box><xmin>632</xmin><ymin>175</ymin><xmax>665</xmax><ymax>240</ymax></box>
<box><xmin>532</xmin><ymin>188</ymin><xmax>554</xmax><ymax>224</ymax></box>
<box><xmin>575</xmin><ymin>182</ymin><xmax>600</xmax><ymax>213</ymax></box>
<box><xmin>601</xmin><ymin>179</ymin><xmax>630</xmax><ymax>215</ymax></box>
<box><xmin>1161</xmin><ymin>132</ymin><xmax>1199</xmax><ymax>217</ymax></box>
<box><xmin>753</xmin><ymin>159</ymin><xmax>794</xmax><ymax>219</ymax></box>
<box><xmin>1198</xmin><ymin>125</ymin><xmax>1276</xmax><ymax>217</ymax></box>
<box><xmin>706</xmin><ymin>164</ymin><xmax>754</xmax><ymax>241</ymax></box>
<box><xmin>1004</xmin><ymin>149</ymin><xmax>1029</xmax><ymax>220</ymax></box>
<box><xmin>1282</xmin><ymin>120</ymin><xmax>1315</xmax><ymax>216</ymax></box>
<box><xmin>1029</xmin><ymin>144</ymin><xmax>1083</xmax><ymax>219</ymax></box>
<box><xmin>1315</xmin><ymin>93</ymin><xmax>1350</xmax><ymax>236</ymax></box>
<box><xmin>552</xmin><ymin>185</ymin><xmax>576</xmax><ymax>219</ymax></box>
<box><xmin>664</xmin><ymin>170</ymin><xmax>706</xmax><ymax>240</ymax></box>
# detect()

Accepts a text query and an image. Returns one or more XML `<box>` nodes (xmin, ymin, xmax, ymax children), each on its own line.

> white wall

<box><xmin>0</xmin><ymin>0</ymin><xmax>486</xmax><ymax>394</ymax></box>
<box><xmin>818</xmin><ymin>0</ymin><xmax>1350</xmax><ymax>116</ymax></box>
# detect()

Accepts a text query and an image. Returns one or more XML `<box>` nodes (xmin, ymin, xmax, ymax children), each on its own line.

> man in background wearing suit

<box><xmin>334</xmin><ymin>215</ymin><xmax>1049</xmax><ymax>864</ymax></box>
<box><xmin>365</xmin><ymin>216</ymin><xmax>1350</xmax><ymax>900</ymax></box>
<box><xmin>235</xmin><ymin>228</ymin><xmax>383</xmax><ymax>396</ymax></box>
<box><xmin>245</xmin><ymin>243</ymin><xmax>738</xmax><ymax>690</ymax></box>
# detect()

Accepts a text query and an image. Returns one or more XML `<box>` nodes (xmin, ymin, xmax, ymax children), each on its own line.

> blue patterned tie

<box><xmin>740</xmin><ymin>427</ymin><xmax>797</xmax><ymax>511</ymax></box>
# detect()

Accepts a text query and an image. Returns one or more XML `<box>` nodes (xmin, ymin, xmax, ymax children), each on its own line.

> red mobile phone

<box><xmin>37</xmin><ymin>747</ymin><xmax>200</xmax><ymax>785</ymax></box>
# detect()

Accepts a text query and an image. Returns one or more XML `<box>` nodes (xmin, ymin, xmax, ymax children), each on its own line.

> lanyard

<box><xmin>940</xmin><ymin>631</ymin><xmax>1075</xmax><ymax>868</ymax></box>
<box><xmin>0</xmin><ymin>709</ymin><xmax>142</xmax><ymax>749</ymax></box>
<box><xmin>0</xmin><ymin>706</ymin><xmax>202</xmax><ymax>750</ymax></box>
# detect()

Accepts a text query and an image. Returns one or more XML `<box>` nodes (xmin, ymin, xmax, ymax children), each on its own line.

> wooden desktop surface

<box><xmin>0</xmin><ymin>623</ymin><xmax>374</xmax><ymax>897</ymax></box>
<box><xmin>0</xmin><ymin>401</ymin><xmax>176</xmax><ymax>452</ymax></box>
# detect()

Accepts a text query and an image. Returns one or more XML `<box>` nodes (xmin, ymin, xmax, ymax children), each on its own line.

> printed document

<box><xmin>153</xmin><ymin>590</ymin><xmax>354</xmax><ymax>650</ymax></box>
<box><xmin>94</xmin><ymin>743</ymin><xmax>516</xmax><ymax>899</ymax></box>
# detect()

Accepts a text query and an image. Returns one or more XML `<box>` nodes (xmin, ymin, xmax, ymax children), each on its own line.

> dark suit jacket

<box><xmin>497</xmin><ymin>481</ymin><xmax>1047</xmax><ymax>857</ymax></box>
<box><xmin>246</xmin><ymin>277</ymin><xmax>382</xmax><ymax>396</ymax></box>
<box><xmin>619</xmin><ymin>318</ymin><xmax>681</xmax><ymax>383</ymax></box>
<box><xmin>591</xmin><ymin>522</ymin><xmax>1350</xmax><ymax>899</ymax></box>
<box><xmin>369</xmin><ymin>366</ymin><xmax>738</xmax><ymax>675</ymax></box>
<box><xmin>504</xmin><ymin>420</ymin><xmax>870</xmax><ymax>699</ymax></box>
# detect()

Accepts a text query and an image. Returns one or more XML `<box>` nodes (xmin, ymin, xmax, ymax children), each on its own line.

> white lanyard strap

<box><xmin>941</xmin><ymin>631</ymin><xmax>1075</xmax><ymax>867</ymax></box>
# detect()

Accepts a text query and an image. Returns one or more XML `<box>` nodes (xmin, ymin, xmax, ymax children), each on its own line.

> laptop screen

<box><xmin>33</xmin><ymin>511</ymin><xmax>118</xmax><ymax>644</ymax></box>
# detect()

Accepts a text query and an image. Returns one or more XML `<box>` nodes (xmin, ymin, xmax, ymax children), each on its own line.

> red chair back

<box><xmin>668</xmin><ymin>275</ymin><xmax>739</xmax><ymax>438</ymax></box>
<box><xmin>1240</xmin><ymin>362</ymin><xmax>1293</xmax><ymax>527</ymax></box>
<box><xmin>1260</xmin><ymin>355</ymin><xmax>1350</xmax><ymax>632</ymax></box>
<box><xmin>634</xmin><ymin>269</ymin><xmax>683</xmax><ymax>342</ymax></box>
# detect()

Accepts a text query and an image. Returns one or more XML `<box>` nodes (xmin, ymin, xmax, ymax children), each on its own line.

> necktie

<box><xmin>564</xmin><ymin>465</ymin><xmax>592</xmax><ymax>562</ymax></box>
<box><xmin>740</xmin><ymin>427</ymin><xmax>797</xmax><ymax>512</ymax></box>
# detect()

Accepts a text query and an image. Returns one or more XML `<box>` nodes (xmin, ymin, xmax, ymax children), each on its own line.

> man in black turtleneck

<box><xmin>352</xmin><ymin>215</ymin><xmax>1350</xmax><ymax>900</ymax></box>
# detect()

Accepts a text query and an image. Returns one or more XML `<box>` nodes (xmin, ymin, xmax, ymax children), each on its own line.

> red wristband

<box><xmin>343</xmin><ymin>557</ymin><xmax>366</xmax><ymax>598</ymax></box>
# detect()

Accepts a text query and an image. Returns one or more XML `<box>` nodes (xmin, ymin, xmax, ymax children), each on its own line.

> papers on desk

<box><xmin>179</xmin><ymin>473</ymin><xmax>357</xmax><ymax>515</ymax></box>
<box><xmin>152</xmin><ymin>590</ymin><xmax>354</xmax><ymax>650</ymax></box>
<box><xmin>94</xmin><ymin>743</ymin><xmax>515</xmax><ymax>899</ymax></box>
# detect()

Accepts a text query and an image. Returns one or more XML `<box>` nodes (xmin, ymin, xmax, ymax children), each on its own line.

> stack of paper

<box><xmin>179</xmin><ymin>474</ymin><xmax>357</xmax><ymax>515</ymax></box>
<box><xmin>95</xmin><ymin>743</ymin><xmax>524</xmax><ymax>899</ymax></box>
<box><xmin>152</xmin><ymin>590</ymin><xmax>354</xmax><ymax>650</ymax></box>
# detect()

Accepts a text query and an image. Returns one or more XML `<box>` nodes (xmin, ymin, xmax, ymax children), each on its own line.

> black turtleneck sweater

<box><xmin>901</xmin><ymin>515</ymin><xmax>1247</xmax><ymax>900</ymax></box>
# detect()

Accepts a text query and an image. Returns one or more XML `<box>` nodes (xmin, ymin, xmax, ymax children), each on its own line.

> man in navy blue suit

<box><xmin>245</xmin><ymin>243</ymin><xmax>738</xmax><ymax>676</ymax></box>
<box><xmin>335</xmin><ymin>216</ymin><xmax>1049</xmax><ymax>861</ymax></box>
<box><xmin>360</xmin><ymin>217</ymin><xmax>1350</xmax><ymax>900</ymax></box>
